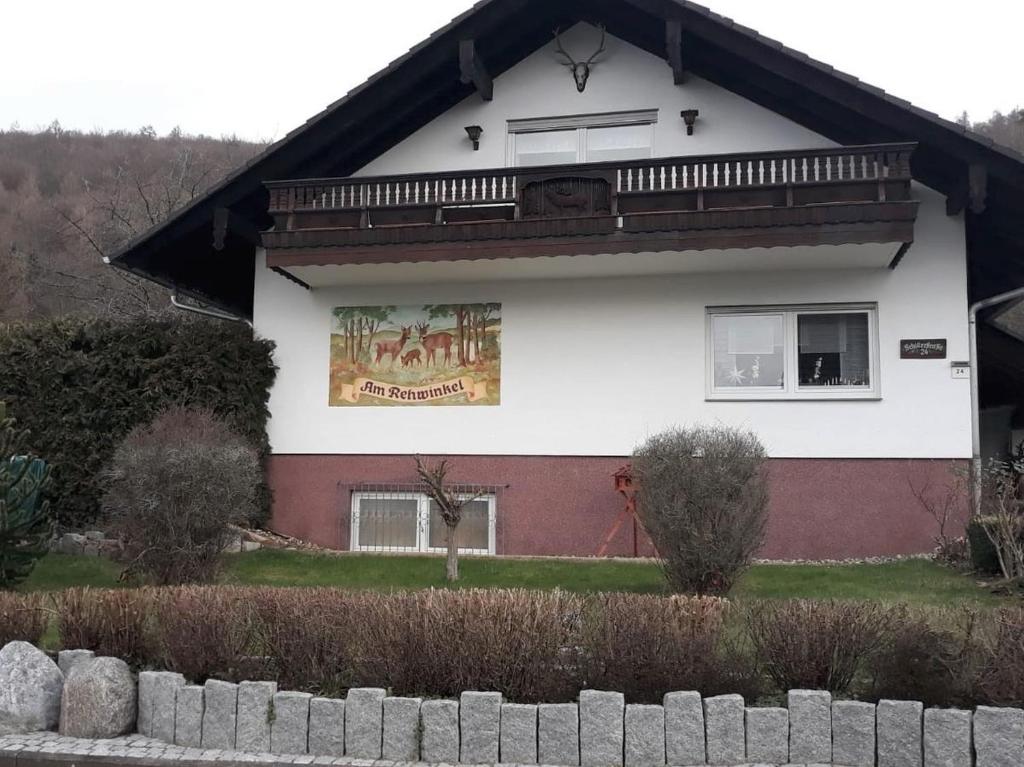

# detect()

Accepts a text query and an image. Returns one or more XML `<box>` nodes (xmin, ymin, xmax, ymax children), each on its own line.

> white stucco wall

<box><xmin>355</xmin><ymin>23</ymin><xmax>835</xmax><ymax>176</ymax></box>
<box><xmin>253</xmin><ymin>25</ymin><xmax>970</xmax><ymax>460</ymax></box>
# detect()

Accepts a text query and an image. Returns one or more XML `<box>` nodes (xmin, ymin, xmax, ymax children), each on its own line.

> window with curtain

<box><xmin>351</xmin><ymin>492</ymin><xmax>495</xmax><ymax>553</ymax></box>
<box><xmin>707</xmin><ymin>305</ymin><xmax>878</xmax><ymax>399</ymax></box>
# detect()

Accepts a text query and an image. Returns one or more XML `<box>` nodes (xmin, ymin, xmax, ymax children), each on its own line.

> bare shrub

<box><xmin>906</xmin><ymin>462</ymin><xmax>970</xmax><ymax>567</ymax></box>
<box><xmin>866</xmin><ymin>607</ymin><xmax>979</xmax><ymax>706</ymax></box>
<box><xmin>354</xmin><ymin>589</ymin><xmax>582</xmax><ymax>702</ymax></box>
<box><xmin>100</xmin><ymin>406</ymin><xmax>260</xmax><ymax>584</ymax></box>
<box><xmin>974</xmin><ymin>607</ymin><xmax>1024</xmax><ymax>706</ymax></box>
<box><xmin>633</xmin><ymin>425</ymin><xmax>769</xmax><ymax>594</ymax></box>
<box><xmin>57</xmin><ymin>588</ymin><xmax>153</xmax><ymax>664</ymax></box>
<box><xmin>0</xmin><ymin>592</ymin><xmax>49</xmax><ymax>645</ymax></box>
<box><xmin>977</xmin><ymin>458</ymin><xmax>1024</xmax><ymax>581</ymax></box>
<box><xmin>745</xmin><ymin>599</ymin><xmax>890</xmax><ymax>694</ymax></box>
<box><xmin>250</xmin><ymin>588</ymin><xmax>361</xmax><ymax>694</ymax></box>
<box><xmin>578</xmin><ymin>593</ymin><xmax>728</xmax><ymax>702</ymax></box>
<box><xmin>150</xmin><ymin>587</ymin><xmax>258</xmax><ymax>682</ymax></box>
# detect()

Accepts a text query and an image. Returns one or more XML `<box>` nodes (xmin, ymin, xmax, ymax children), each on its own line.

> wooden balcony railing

<box><xmin>262</xmin><ymin>143</ymin><xmax>918</xmax><ymax>267</ymax></box>
<box><xmin>266</xmin><ymin>143</ymin><xmax>914</xmax><ymax>226</ymax></box>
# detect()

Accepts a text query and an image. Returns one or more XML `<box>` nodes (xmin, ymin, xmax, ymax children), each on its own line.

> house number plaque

<box><xmin>900</xmin><ymin>339</ymin><xmax>947</xmax><ymax>359</ymax></box>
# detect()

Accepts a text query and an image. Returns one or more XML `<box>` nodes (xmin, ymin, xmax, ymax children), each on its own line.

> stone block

<box><xmin>745</xmin><ymin>707</ymin><xmax>788</xmax><ymax>765</ymax></box>
<box><xmin>703</xmin><ymin>694</ymin><xmax>744</xmax><ymax>766</ymax></box>
<box><xmin>236</xmin><ymin>681</ymin><xmax>277</xmax><ymax>752</ymax></box>
<box><xmin>271</xmin><ymin>690</ymin><xmax>312</xmax><ymax>754</ymax></box>
<box><xmin>137</xmin><ymin>670</ymin><xmax>156</xmax><ymax>736</ymax></box>
<box><xmin>664</xmin><ymin>691</ymin><xmax>705</xmax><ymax>766</ymax></box>
<box><xmin>383</xmin><ymin>696</ymin><xmax>422</xmax><ymax>761</ymax></box>
<box><xmin>56</xmin><ymin>533</ymin><xmax>86</xmax><ymax>555</ymax></box>
<box><xmin>974</xmin><ymin>706</ymin><xmax>1024</xmax><ymax>767</ymax></box>
<box><xmin>539</xmin><ymin>702</ymin><xmax>579</xmax><ymax>767</ymax></box>
<box><xmin>877</xmin><ymin>699</ymin><xmax>923</xmax><ymax>767</ymax></box>
<box><xmin>500</xmin><ymin>703</ymin><xmax>538</xmax><ymax>764</ymax></box>
<box><xmin>57</xmin><ymin>649</ymin><xmax>94</xmax><ymax>677</ymax></box>
<box><xmin>174</xmin><ymin>685</ymin><xmax>205</xmax><ymax>748</ymax></box>
<box><xmin>788</xmin><ymin>689</ymin><xmax>831</xmax><ymax>764</ymax></box>
<box><xmin>149</xmin><ymin>670</ymin><xmax>185</xmax><ymax>743</ymax></box>
<box><xmin>923</xmin><ymin>708</ymin><xmax>971</xmax><ymax>767</ymax></box>
<box><xmin>832</xmin><ymin>700</ymin><xmax>876</xmax><ymax>767</ymax></box>
<box><xmin>461</xmin><ymin>691</ymin><xmax>502</xmax><ymax>764</ymax></box>
<box><xmin>580</xmin><ymin>690</ymin><xmax>625</xmax><ymax>767</ymax></box>
<box><xmin>308</xmin><ymin>697</ymin><xmax>345</xmax><ymax>757</ymax></box>
<box><xmin>201</xmin><ymin>679</ymin><xmax>238</xmax><ymax>750</ymax></box>
<box><xmin>421</xmin><ymin>698</ymin><xmax>459</xmax><ymax>763</ymax></box>
<box><xmin>344</xmin><ymin>687</ymin><xmax>385</xmax><ymax>759</ymax></box>
<box><xmin>59</xmin><ymin>657</ymin><xmax>136</xmax><ymax>739</ymax></box>
<box><xmin>625</xmin><ymin>704</ymin><xmax>664</xmax><ymax>767</ymax></box>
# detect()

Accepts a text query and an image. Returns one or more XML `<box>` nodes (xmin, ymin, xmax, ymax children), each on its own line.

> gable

<box><xmin>109</xmin><ymin>0</ymin><xmax>1024</xmax><ymax>318</ymax></box>
<box><xmin>358</xmin><ymin>23</ymin><xmax>834</xmax><ymax>177</ymax></box>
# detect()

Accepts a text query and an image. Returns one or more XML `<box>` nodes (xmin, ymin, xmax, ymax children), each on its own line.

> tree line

<box><xmin>0</xmin><ymin>124</ymin><xmax>263</xmax><ymax>321</ymax></box>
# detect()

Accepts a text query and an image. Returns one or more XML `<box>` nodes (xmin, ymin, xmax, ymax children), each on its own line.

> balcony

<box><xmin>262</xmin><ymin>143</ymin><xmax>917</xmax><ymax>271</ymax></box>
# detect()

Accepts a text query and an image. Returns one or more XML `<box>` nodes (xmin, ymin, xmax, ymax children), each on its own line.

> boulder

<box><xmin>0</xmin><ymin>641</ymin><xmax>64</xmax><ymax>734</ymax></box>
<box><xmin>59</xmin><ymin>657</ymin><xmax>136</xmax><ymax>738</ymax></box>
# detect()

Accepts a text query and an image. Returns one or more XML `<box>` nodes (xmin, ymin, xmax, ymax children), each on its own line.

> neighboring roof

<box><xmin>111</xmin><ymin>0</ymin><xmax>1024</xmax><ymax>316</ymax></box>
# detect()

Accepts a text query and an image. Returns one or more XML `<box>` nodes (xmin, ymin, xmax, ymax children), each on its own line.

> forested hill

<box><xmin>0</xmin><ymin>110</ymin><xmax>1020</xmax><ymax>322</ymax></box>
<box><xmin>0</xmin><ymin>125</ymin><xmax>263</xmax><ymax>320</ymax></box>
<box><xmin>961</xmin><ymin>109</ymin><xmax>1024</xmax><ymax>156</ymax></box>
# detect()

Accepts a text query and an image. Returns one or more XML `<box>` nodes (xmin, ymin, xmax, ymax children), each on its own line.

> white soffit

<box><xmin>285</xmin><ymin>242</ymin><xmax>902</xmax><ymax>287</ymax></box>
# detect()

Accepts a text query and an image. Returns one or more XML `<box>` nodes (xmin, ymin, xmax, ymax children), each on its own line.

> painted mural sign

<box><xmin>329</xmin><ymin>303</ymin><xmax>501</xmax><ymax>406</ymax></box>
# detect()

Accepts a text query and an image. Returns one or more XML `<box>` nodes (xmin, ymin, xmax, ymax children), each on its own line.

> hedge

<box><xmin>0</xmin><ymin>316</ymin><xmax>276</xmax><ymax>528</ymax></box>
<box><xmin>42</xmin><ymin>587</ymin><xmax>1024</xmax><ymax>707</ymax></box>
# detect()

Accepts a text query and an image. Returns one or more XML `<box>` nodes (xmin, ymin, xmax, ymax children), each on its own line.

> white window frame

<box><xmin>705</xmin><ymin>303</ymin><xmax>881</xmax><ymax>401</ymax></box>
<box><xmin>350</xmin><ymin>491</ymin><xmax>496</xmax><ymax>555</ymax></box>
<box><xmin>506</xmin><ymin>109</ymin><xmax>658</xmax><ymax>167</ymax></box>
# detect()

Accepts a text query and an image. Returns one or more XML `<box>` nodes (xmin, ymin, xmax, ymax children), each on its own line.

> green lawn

<box><xmin>20</xmin><ymin>549</ymin><xmax>1009</xmax><ymax>606</ymax></box>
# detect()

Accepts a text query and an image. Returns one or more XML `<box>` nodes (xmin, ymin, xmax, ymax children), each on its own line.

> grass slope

<box><xmin>21</xmin><ymin>550</ymin><xmax>1006</xmax><ymax>606</ymax></box>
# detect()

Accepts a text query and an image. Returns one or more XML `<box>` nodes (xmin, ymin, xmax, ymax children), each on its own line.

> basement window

<box><xmin>706</xmin><ymin>304</ymin><xmax>879</xmax><ymax>400</ymax></box>
<box><xmin>351</xmin><ymin>491</ymin><xmax>496</xmax><ymax>554</ymax></box>
<box><xmin>507</xmin><ymin>110</ymin><xmax>657</xmax><ymax>166</ymax></box>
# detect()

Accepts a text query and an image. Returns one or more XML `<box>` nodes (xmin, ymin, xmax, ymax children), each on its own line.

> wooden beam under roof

<box><xmin>946</xmin><ymin>163</ymin><xmax>989</xmax><ymax>216</ymax></box>
<box><xmin>459</xmin><ymin>39</ymin><xmax>493</xmax><ymax>101</ymax></box>
<box><xmin>665</xmin><ymin>19</ymin><xmax>684</xmax><ymax>84</ymax></box>
<box><xmin>212</xmin><ymin>207</ymin><xmax>262</xmax><ymax>251</ymax></box>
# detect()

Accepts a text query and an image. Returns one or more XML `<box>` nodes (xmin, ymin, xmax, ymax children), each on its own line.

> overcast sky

<box><xmin>2</xmin><ymin>0</ymin><xmax>1020</xmax><ymax>141</ymax></box>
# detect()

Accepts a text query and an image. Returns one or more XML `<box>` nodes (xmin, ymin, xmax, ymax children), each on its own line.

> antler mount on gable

<box><xmin>552</xmin><ymin>25</ymin><xmax>607</xmax><ymax>93</ymax></box>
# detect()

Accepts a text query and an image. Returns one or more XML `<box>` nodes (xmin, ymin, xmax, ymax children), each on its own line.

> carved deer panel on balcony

<box><xmin>521</xmin><ymin>177</ymin><xmax>612</xmax><ymax>218</ymax></box>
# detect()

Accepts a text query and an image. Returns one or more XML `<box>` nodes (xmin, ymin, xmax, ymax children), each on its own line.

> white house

<box><xmin>113</xmin><ymin>0</ymin><xmax>1024</xmax><ymax>559</ymax></box>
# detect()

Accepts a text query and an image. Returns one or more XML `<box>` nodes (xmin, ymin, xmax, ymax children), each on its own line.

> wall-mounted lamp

<box><xmin>465</xmin><ymin>125</ymin><xmax>483</xmax><ymax>150</ymax></box>
<box><xmin>680</xmin><ymin>109</ymin><xmax>700</xmax><ymax>136</ymax></box>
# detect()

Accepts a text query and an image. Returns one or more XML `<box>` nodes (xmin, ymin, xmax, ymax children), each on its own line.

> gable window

<box><xmin>707</xmin><ymin>304</ymin><xmax>879</xmax><ymax>400</ymax></box>
<box><xmin>351</xmin><ymin>491</ymin><xmax>496</xmax><ymax>554</ymax></box>
<box><xmin>508</xmin><ymin>110</ymin><xmax>656</xmax><ymax>167</ymax></box>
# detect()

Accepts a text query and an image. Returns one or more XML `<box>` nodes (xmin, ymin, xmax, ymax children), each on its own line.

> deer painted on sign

<box><xmin>415</xmin><ymin>322</ymin><xmax>454</xmax><ymax>367</ymax></box>
<box><xmin>374</xmin><ymin>325</ymin><xmax>411</xmax><ymax>367</ymax></box>
<box><xmin>401</xmin><ymin>349</ymin><xmax>422</xmax><ymax>368</ymax></box>
<box><xmin>552</xmin><ymin>25</ymin><xmax>606</xmax><ymax>93</ymax></box>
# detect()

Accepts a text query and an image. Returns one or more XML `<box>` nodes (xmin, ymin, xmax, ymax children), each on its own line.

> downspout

<box><xmin>170</xmin><ymin>289</ymin><xmax>254</xmax><ymax>330</ymax></box>
<box><xmin>969</xmin><ymin>286</ymin><xmax>1024</xmax><ymax>514</ymax></box>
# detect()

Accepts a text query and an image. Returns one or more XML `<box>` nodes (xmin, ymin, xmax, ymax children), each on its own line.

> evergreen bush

<box><xmin>0</xmin><ymin>418</ymin><xmax>53</xmax><ymax>587</ymax></box>
<box><xmin>0</xmin><ymin>317</ymin><xmax>276</xmax><ymax>528</ymax></box>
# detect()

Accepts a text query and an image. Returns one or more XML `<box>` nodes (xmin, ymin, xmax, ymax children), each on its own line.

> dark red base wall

<box><xmin>266</xmin><ymin>455</ymin><xmax>967</xmax><ymax>560</ymax></box>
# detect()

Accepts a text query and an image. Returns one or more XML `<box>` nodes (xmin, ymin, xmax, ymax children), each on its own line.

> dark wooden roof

<box><xmin>111</xmin><ymin>0</ymin><xmax>1024</xmax><ymax>317</ymax></box>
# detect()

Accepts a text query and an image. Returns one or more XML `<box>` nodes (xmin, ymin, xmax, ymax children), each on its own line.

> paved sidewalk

<box><xmin>0</xmin><ymin>733</ymin><xmax>819</xmax><ymax>767</ymax></box>
<box><xmin>0</xmin><ymin>733</ymin><xmax>376</xmax><ymax>766</ymax></box>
